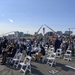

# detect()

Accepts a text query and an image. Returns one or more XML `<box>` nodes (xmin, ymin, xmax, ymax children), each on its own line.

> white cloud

<box><xmin>9</xmin><ymin>19</ymin><xmax>14</xmax><ymax>23</ymax></box>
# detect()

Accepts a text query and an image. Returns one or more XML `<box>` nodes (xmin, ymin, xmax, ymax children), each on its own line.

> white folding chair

<box><xmin>50</xmin><ymin>47</ymin><xmax>55</xmax><ymax>52</ymax></box>
<box><xmin>19</xmin><ymin>56</ymin><xmax>32</xmax><ymax>75</ymax></box>
<box><xmin>47</xmin><ymin>52</ymin><xmax>56</xmax><ymax>67</ymax></box>
<box><xmin>64</xmin><ymin>50</ymin><xmax>72</xmax><ymax>61</ymax></box>
<box><xmin>47</xmin><ymin>47</ymin><xmax>55</xmax><ymax>57</ymax></box>
<box><xmin>41</xmin><ymin>55</ymin><xmax>46</xmax><ymax>63</ymax></box>
<box><xmin>13</xmin><ymin>52</ymin><xmax>23</xmax><ymax>69</ymax></box>
<box><xmin>6</xmin><ymin>49</ymin><xmax>20</xmax><ymax>64</ymax></box>
<box><xmin>44</xmin><ymin>47</ymin><xmax>48</xmax><ymax>55</ymax></box>
<box><xmin>56</xmin><ymin>49</ymin><xmax>62</xmax><ymax>58</ymax></box>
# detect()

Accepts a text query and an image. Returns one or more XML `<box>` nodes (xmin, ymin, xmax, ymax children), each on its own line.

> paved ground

<box><xmin>0</xmin><ymin>56</ymin><xmax>75</xmax><ymax>75</ymax></box>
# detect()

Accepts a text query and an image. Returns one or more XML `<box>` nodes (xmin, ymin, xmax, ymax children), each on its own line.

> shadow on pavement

<box><xmin>54</xmin><ymin>62</ymin><xmax>75</xmax><ymax>72</ymax></box>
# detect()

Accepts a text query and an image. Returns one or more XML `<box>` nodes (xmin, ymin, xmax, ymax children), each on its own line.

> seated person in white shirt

<box><xmin>35</xmin><ymin>44</ymin><xmax>45</xmax><ymax>61</ymax></box>
<box><xmin>30</xmin><ymin>44</ymin><xmax>39</xmax><ymax>56</ymax></box>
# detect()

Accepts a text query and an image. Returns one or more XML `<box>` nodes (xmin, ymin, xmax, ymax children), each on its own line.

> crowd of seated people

<box><xmin>0</xmin><ymin>38</ymin><xmax>27</xmax><ymax>65</ymax></box>
<box><xmin>0</xmin><ymin>37</ymin><xmax>46</xmax><ymax>65</ymax></box>
<box><xmin>1</xmin><ymin>43</ymin><xmax>17</xmax><ymax>65</ymax></box>
<box><xmin>0</xmin><ymin>36</ymin><xmax>75</xmax><ymax>65</ymax></box>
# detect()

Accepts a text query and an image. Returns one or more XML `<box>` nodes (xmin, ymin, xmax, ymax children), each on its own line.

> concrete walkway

<box><xmin>0</xmin><ymin>57</ymin><xmax>75</xmax><ymax>75</ymax></box>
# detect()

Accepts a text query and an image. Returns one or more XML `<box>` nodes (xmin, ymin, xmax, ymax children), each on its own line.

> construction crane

<box><xmin>34</xmin><ymin>24</ymin><xmax>58</xmax><ymax>39</ymax></box>
<box><xmin>35</xmin><ymin>25</ymin><xmax>43</xmax><ymax>34</ymax></box>
<box><xmin>45</xmin><ymin>24</ymin><xmax>57</xmax><ymax>35</ymax></box>
<box><xmin>34</xmin><ymin>25</ymin><xmax>43</xmax><ymax>39</ymax></box>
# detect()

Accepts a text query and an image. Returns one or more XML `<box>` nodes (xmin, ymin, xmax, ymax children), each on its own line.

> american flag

<box><xmin>43</xmin><ymin>28</ymin><xmax>45</xmax><ymax>35</ymax></box>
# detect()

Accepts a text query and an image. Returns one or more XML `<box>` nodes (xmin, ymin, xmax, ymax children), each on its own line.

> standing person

<box><xmin>54</xmin><ymin>37</ymin><xmax>61</xmax><ymax>52</ymax></box>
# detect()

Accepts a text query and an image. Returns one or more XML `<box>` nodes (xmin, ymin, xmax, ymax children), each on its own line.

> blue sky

<box><xmin>0</xmin><ymin>0</ymin><xmax>75</xmax><ymax>35</ymax></box>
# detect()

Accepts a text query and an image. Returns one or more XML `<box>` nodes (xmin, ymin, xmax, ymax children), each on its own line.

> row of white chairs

<box><xmin>47</xmin><ymin>47</ymin><xmax>72</xmax><ymax>61</ymax></box>
<box><xmin>7</xmin><ymin>50</ymin><xmax>32</xmax><ymax>75</ymax></box>
<box><xmin>8</xmin><ymin>47</ymin><xmax>72</xmax><ymax>75</ymax></box>
<box><xmin>41</xmin><ymin>47</ymin><xmax>72</xmax><ymax>67</ymax></box>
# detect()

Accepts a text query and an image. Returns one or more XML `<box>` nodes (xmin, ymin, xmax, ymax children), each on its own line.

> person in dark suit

<box><xmin>54</xmin><ymin>37</ymin><xmax>61</xmax><ymax>52</ymax></box>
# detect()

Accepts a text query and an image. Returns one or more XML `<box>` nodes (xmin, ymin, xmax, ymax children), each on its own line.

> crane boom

<box><xmin>37</xmin><ymin>25</ymin><xmax>43</xmax><ymax>33</ymax></box>
<box><xmin>45</xmin><ymin>24</ymin><xmax>57</xmax><ymax>35</ymax></box>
